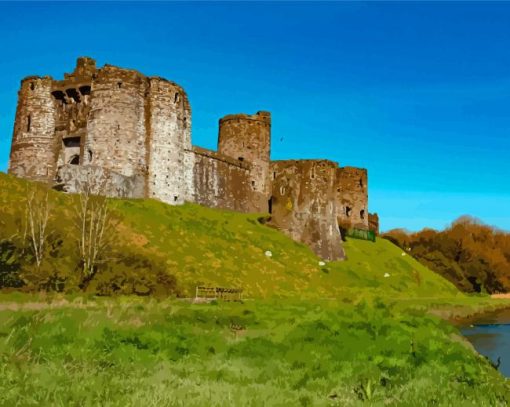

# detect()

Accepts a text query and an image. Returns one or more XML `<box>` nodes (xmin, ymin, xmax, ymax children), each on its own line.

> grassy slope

<box><xmin>1</xmin><ymin>171</ymin><xmax>460</xmax><ymax>299</ymax></box>
<box><xmin>2</xmin><ymin>172</ymin><xmax>510</xmax><ymax>405</ymax></box>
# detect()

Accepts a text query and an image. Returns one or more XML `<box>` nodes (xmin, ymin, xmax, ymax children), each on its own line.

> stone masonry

<box><xmin>8</xmin><ymin>57</ymin><xmax>375</xmax><ymax>261</ymax></box>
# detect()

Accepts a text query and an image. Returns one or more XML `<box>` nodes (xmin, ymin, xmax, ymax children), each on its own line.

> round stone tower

<box><xmin>83</xmin><ymin>65</ymin><xmax>148</xmax><ymax>178</ymax></box>
<box><xmin>145</xmin><ymin>77</ymin><xmax>193</xmax><ymax>204</ymax></box>
<box><xmin>218</xmin><ymin>111</ymin><xmax>271</xmax><ymax>212</ymax></box>
<box><xmin>9</xmin><ymin>76</ymin><xmax>58</xmax><ymax>182</ymax></box>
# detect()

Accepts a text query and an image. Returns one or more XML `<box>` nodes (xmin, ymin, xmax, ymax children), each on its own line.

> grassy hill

<box><xmin>3</xmin><ymin>172</ymin><xmax>510</xmax><ymax>406</ymax></box>
<box><xmin>0</xmin><ymin>171</ymin><xmax>460</xmax><ymax>299</ymax></box>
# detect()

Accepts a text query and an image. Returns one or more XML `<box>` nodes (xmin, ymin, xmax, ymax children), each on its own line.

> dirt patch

<box><xmin>491</xmin><ymin>293</ymin><xmax>510</xmax><ymax>299</ymax></box>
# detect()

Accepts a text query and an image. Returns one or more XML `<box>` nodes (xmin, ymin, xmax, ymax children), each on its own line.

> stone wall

<box><xmin>191</xmin><ymin>146</ymin><xmax>258</xmax><ymax>212</ymax></box>
<box><xmin>335</xmin><ymin>166</ymin><xmax>369</xmax><ymax>231</ymax></box>
<box><xmin>269</xmin><ymin>160</ymin><xmax>344</xmax><ymax>261</ymax></box>
<box><xmin>55</xmin><ymin>164</ymin><xmax>145</xmax><ymax>198</ymax></box>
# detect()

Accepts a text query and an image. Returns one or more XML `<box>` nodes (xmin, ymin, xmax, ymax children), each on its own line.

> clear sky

<box><xmin>1</xmin><ymin>2</ymin><xmax>509</xmax><ymax>232</ymax></box>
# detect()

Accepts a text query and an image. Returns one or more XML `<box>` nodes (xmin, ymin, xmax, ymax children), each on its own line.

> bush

<box><xmin>90</xmin><ymin>254</ymin><xmax>180</xmax><ymax>297</ymax></box>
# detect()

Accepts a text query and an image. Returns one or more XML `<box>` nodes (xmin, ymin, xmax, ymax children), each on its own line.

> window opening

<box><xmin>69</xmin><ymin>155</ymin><xmax>80</xmax><ymax>165</ymax></box>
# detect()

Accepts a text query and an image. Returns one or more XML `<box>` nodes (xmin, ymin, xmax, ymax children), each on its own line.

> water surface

<box><xmin>461</xmin><ymin>308</ymin><xmax>510</xmax><ymax>377</ymax></box>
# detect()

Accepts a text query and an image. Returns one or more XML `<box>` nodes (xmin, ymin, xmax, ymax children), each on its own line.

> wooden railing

<box><xmin>195</xmin><ymin>286</ymin><xmax>243</xmax><ymax>302</ymax></box>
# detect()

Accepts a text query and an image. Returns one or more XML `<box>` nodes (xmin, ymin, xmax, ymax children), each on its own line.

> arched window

<box><xmin>69</xmin><ymin>155</ymin><xmax>80</xmax><ymax>165</ymax></box>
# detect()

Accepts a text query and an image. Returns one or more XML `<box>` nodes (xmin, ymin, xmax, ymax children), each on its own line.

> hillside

<box><xmin>0</xmin><ymin>171</ymin><xmax>460</xmax><ymax>299</ymax></box>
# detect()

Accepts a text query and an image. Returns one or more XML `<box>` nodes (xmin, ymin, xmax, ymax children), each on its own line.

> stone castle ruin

<box><xmin>8</xmin><ymin>57</ymin><xmax>378</xmax><ymax>260</ymax></box>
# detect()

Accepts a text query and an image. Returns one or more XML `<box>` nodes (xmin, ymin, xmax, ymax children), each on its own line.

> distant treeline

<box><xmin>384</xmin><ymin>216</ymin><xmax>510</xmax><ymax>294</ymax></box>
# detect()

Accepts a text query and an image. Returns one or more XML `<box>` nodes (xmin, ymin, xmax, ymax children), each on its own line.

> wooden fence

<box><xmin>195</xmin><ymin>286</ymin><xmax>243</xmax><ymax>302</ymax></box>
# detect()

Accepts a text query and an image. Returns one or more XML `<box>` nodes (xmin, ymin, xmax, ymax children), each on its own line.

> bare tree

<box><xmin>25</xmin><ymin>188</ymin><xmax>51</xmax><ymax>270</ymax></box>
<box><xmin>73</xmin><ymin>175</ymin><xmax>117</xmax><ymax>288</ymax></box>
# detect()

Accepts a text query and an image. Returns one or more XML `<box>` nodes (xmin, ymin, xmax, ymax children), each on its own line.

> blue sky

<box><xmin>1</xmin><ymin>1</ymin><xmax>510</xmax><ymax>232</ymax></box>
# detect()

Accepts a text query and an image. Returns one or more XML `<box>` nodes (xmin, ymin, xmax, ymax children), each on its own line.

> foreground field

<box><xmin>0</xmin><ymin>296</ymin><xmax>509</xmax><ymax>406</ymax></box>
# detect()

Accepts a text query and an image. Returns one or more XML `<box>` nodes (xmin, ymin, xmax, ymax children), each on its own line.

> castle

<box><xmin>8</xmin><ymin>57</ymin><xmax>378</xmax><ymax>260</ymax></box>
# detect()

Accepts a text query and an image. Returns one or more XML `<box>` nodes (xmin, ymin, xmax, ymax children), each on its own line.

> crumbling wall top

<box><xmin>63</xmin><ymin>57</ymin><xmax>97</xmax><ymax>81</ymax></box>
<box><xmin>20</xmin><ymin>75</ymin><xmax>53</xmax><ymax>86</ymax></box>
<box><xmin>272</xmin><ymin>159</ymin><xmax>339</xmax><ymax>169</ymax></box>
<box><xmin>219</xmin><ymin>111</ymin><xmax>271</xmax><ymax>124</ymax></box>
<box><xmin>338</xmin><ymin>166</ymin><xmax>367</xmax><ymax>175</ymax></box>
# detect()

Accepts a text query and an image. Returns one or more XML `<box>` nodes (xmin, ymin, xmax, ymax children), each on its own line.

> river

<box><xmin>461</xmin><ymin>308</ymin><xmax>510</xmax><ymax>377</ymax></box>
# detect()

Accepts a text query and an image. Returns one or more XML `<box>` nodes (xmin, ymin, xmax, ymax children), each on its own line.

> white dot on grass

<box><xmin>384</xmin><ymin>273</ymin><xmax>390</xmax><ymax>278</ymax></box>
<box><xmin>319</xmin><ymin>261</ymin><xmax>326</xmax><ymax>266</ymax></box>
<box><xmin>265</xmin><ymin>250</ymin><xmax>272</xmax><ymax>257</ymax></box>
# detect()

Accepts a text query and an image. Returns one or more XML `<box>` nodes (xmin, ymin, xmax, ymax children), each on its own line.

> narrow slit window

<box><xmin>26</xmin><ymin>115</ymin><xmax>31</xmax><ymax>132</ymax></box>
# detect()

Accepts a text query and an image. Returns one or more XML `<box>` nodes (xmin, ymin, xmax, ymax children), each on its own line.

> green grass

<box><xmin>0</xmin><ymin>298</ymin><xmax>509</xmax><ymax>406</ymax></box>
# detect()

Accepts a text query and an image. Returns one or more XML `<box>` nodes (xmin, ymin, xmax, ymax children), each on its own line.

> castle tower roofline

<box><xmin>21</xmin><ymin>75</ymin><xmax>53</xmax><ymax>84</ymax></box>
<box><xmin>219</xmin><ymin>111</ymin><xmax>271</xmax><ymax>124</ymax></box>
<box><xmin>339</xmin><ymin>166</ymin><xmax>367</xmax><ymax>174</ymax></box>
